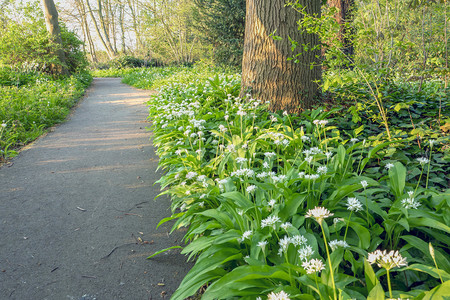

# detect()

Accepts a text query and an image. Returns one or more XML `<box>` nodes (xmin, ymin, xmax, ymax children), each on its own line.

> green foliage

<box><xmin>192</xmin><ymin>0</ymin><xmax>246</xmax><ymax>67</ymax></box>
<box><xmin>0</xmin><ymin>0</ymin><xmax>88</xmax><ymax>75</ymax></box>
<box><xmin>142</xmin><ymin>68</ymin><xmax>448</xmax><ymax>299</ymax></box>
<box><xmin>108</xmin><ymin>55</ymin><xmax>160</xmax><ymax>69</ymax></box>
<box><xmin>323</xmin><ymin>70</ymin><xmax>450</xmax><ymax>189</ymax></box>
<box><xmin>92</xmin><ymin>62</ymin><xmax>236</xmax><ymax>89</ymax></box>
<box><xmin>0</xmin><ymin>69</ymin><xmax>92</xmax><ymax>161</ymax></box>
<box><xmin>141</xmin><ymin>0</ymin><xmax>207</xmax><ymax>65</ymax></box>
<box><xmin>353</xmin><ymin>0</ymin><xmax>448</xmax><ymax>80</ymax></box>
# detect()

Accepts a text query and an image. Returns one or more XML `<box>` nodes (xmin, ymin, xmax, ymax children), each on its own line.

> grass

<box><xmin>0</xmin><ymin>68</ymin><xmax>92</xmax><ymax>161</ymax></box>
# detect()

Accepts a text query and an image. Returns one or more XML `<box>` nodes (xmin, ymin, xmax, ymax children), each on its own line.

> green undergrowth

<box><xmin>92</xmin><ymin>62</ymin><xmax>237</xmax><ymax>90</ymax></box>
<box><xmin>91</xmin><ymin>67</ymin><xmax>141</xmax><ymax>78</ymax></box>
<box><xmin>142</xmin><ymin>68</ymin><xmax>449</xmax><ymax>299</ymax></box>
<box><xmin>0</xmin><ymin>67</ymin><xmax>92</xmax><ymax>161</ymax></box>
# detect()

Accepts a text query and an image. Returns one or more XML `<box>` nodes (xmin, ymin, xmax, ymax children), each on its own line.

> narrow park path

<box><xmin>0</xmin><ymin>78</ymin><xmax>191</xmax><ymax>299</ymax></box>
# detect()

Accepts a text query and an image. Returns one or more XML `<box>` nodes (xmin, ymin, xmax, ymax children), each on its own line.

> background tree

<box><xmin>192</xmin><ymin>0</ymin><xmax>245</xmax><ymax>67</ymax></box>
<box><xmin>327</xmin><ymin>0</ymin><xmax>355</xmax><ymax>60</ymax></box>
<box><xmin>142</xmin><ymin>0</ymin><xmax>201</xmax><ymax>65</ymax></box>
<box><xmin>85</xmin><ymin>0</ymin><xmax>117</xmax><ymax>58</ymax></box>
<box><xmin>0</xmin><ymin>0</ymin><xmax>87</xmax><ymax>74</ymax></box>
<box><xmin>41</xmin><ymin>0</ymin><xmax>69</xmax><ymax>75</ymax></box>
<box><xmin>240</xmin><ymin>0</ymin><xmax>322</xmax><ymax>112</ymax></box>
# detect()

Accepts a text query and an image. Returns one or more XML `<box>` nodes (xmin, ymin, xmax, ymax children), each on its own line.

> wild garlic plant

<box><xmin>147</xmin><ymin>74</ymin><xmax>449</xmax><ymax>300</ymax></box>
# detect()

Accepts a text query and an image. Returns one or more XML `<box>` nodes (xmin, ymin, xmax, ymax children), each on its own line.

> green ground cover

<box><xmin>127</xmin><ymin>66</ymin><xmax>450</xmax><ymax>299</ymax></box>
<box><xmin>0</xmin><ymin>67</ymin><xmax>92</xmax><ymax>161</ymax></box>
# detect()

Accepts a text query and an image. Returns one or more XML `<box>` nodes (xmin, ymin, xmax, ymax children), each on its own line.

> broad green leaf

<box><xmin>408</xmin><ymin>217</ymin><xmax>450</xmax><ymax>234</ymax></box>
<box><xmin>389</xmin><ymin>162</ymin><xmax>406</xmax><ymax>199</ymax></box>
<box><xmin>203</xmin><ymin>265</ymin><xmax>292</xmax><ymax>299</ymax></box>
<box><xmin>401</xmin><ymin>235</ymin><xmax>450</xmax><ymax>273</ymax></box>
<box><xmin>349</xmin><ymin>221</ymin><xmax>371</xmax><ymax>249</ymax></box>
<box><xmin>196</xmin><ymin>209</ymin><xmax>235</xmax><ymax>229</ymax></box>
<box><xmin>421</xmin><ymin>280</ymin><xmax>450</xmax><ymax>300</ymax></box>
<box><xmin>279</xmin><ymin>194</ymin><xmax>306</xmax><ymax>220</ymax></box>
<box><xmin>325</xmin><ymin>184</ymin><xmax>362</xmax><ymax>207</ymax></box>
<box><xmin>156</xmin><ymin>212</ymin><xmax>184</xmax><ymax>228</ymax></box>
<box><xmin>364</xmin><ymin>258</ymin><xmax>378</xmax><ymax>294</ymax></box>
<box><xmin>406</xmin><ymin>264</ymin><xmax>450</xmax><ymax>281</ymax></box>
<box><xmin>367</xmin><ymin>282</ymin><xmax>385</xmax><ymax>300</ymax></box>
<box><xmin>147</xmin><ymin>246</ymin><xmax>183</xmax><ymax>259</ymax></box>
<box><xmin>221</xmin><ymin>191</ymin><xmax>254</xmax><ymax>209</ymax></box>
<box><xmin>172</xmin><ymin>247</ymin><xmax>243</xmax><ymax>300</ymax></box>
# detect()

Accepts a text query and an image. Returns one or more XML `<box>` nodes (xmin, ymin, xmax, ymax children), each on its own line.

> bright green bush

<box><xmin>0</xmin><ymin>71</ymin><xmax>92</xmax><ymax>160</ymax></box>
<box><xmin>0</xmin><ymin>0</ymin><xmax>88</xmax><ymax>75</ymax></box>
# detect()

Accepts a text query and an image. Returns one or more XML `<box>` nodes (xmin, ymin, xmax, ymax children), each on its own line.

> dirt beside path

<box><xmin>0</xmin><ymin>78</ymin><xmax>191</xmax><ymax>299</ymax></box>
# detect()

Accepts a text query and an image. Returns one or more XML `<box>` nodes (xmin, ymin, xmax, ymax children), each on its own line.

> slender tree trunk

<box><xmin>41</xmin><ymin>0</ymin><xmax>69</xmax><ymax>75</ymax></box>
<box><xmin>328</xmin><ymin>0</ymin><xmax>354</xmax><ymax>60</ymax></box>
<box><xmin>109</xmin><ymin>1</ymin><xmax>118</xmax><ymax>53</ymax></box>
<box><xmin>96</xmin><ymin>0</ymin><xmax>116</xmax><ymax>56</ymax></box>
<box><xmin>128</xmin><ymin>0</ymin><xmax>142</xmax><ymax>53</ymax></box>
<box><xmin>118</xmin><ymin>1</ymin><xmax>126</xmax><ymax>53</ymax></box>
<box><xmin>240</xmin><ymin>0</ymin><xmax>321</xmax><ymax>112</ymax></box>
<box><xmin>85</xmin><ymin>0</ymin><xmax>116</xmax><ymax>58</ymax></box>
<box><xmin>74</xmin><ymin>0</ymin><xmax>97</xmax><ymax>62</ymax></box>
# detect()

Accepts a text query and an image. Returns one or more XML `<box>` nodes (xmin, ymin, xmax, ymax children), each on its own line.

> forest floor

<box><xmin>0</xmin><ymin>78</ymin><xmax>191</xmax><ymax>299</ymax></box>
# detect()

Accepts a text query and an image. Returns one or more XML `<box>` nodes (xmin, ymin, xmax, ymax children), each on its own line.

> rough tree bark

<box><xmin>240</xmin><ymin>0</ymin><xmax>322</xmax><ymax>113</ymax></box>
<box><xmin>41</xmin><ymin>0</ymin><xmax>69</xmax><ymax>75</ymax></box>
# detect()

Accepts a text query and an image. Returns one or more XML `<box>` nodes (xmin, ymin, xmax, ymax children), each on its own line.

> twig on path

<box><xmin>101</xmin><ymin>243</ymin><xmax>136</xmax><ymax>260</ymax></box>
<box><xmin>81</xmin><ymin>275</ymin><xmax>97</xmax><ymax>279</ymax></box>
<box><xmin>124</xmin><ymin>213</ymin><xmax>142</xmax><ymax>218</ymax></box>
<box><xmin>50</xmin><ymin>267</ymin><xmax>59</xmax><ymax>272</ymax></box>
<box><xmin>112</xmin><ymin>201</ymin><xmax>148</xmax><ymax>213</ymax></box>
<box><xmin>76</xmin><ymin>207</ymin><xmax>87</xmax><ymax>212</ymax></box>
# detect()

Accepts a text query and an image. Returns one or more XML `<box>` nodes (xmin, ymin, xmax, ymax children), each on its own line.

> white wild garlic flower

<box><xmin>302</xmin><ymin>258</ymin><xmax>326</xmax><ymax>274</ymax></box>
<box><xmin>367</xmin><ymin>249</ymin><xmax>407</xmax><ymax>270</ymax></box>
<box><xmin>329</xmin><ymin>240</ymin><xmax>350</xmax><ymax>251</ymax></box>
<box><xmin>267</xmin><ymin>291</ymin><xmax>290</xmax><ymax>300</ymax></box>
<box><xmin>305</xmin><ymin>207</ymin><xmax>334</xmax><ymax>224</ymax></box>
<box><xmin>346</xmin><ymin>197</ymin><xmax>363</xmax><ymax>212</ymax></box>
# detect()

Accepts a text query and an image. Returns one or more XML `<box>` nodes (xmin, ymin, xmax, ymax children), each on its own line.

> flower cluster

<box><xmin>302</xmin><ymin>258</ymin><xmax>326</xmax><ymax>274</ymax></box>
<box><xmin>267</xmin><ymin>290</ymin><xmax>290</xmax><ymax>300</ymax></box>
<box><xmin>329</xmin><ymin>239</ymin><xmax>349</xmax><ymax>251</ymax></box>
<box><xmin>367</xmin><ymin>249</ymin><xmax>407</xmax><ymax>270</ymax></box>
<box><xmin>401</xmin><ymin>191</ymin><xmax>421</xmax><ymax>209</ymax></box>
<box><xmin>346</xmin><ymin>197</ymin><xmax>363</xmax><ymax>212</ymax></box>
<box><xmin>305</xmin><ymin>207</ymin><xmax>334</xmax><ymax>224</ymax></box>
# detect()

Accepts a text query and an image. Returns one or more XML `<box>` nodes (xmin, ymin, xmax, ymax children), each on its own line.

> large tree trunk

<box><xmin>328</xmin><ymin>0</ymin><xmax>354</xmax><ymax>60</ymax></box>
<box><xmin>240</xmin><ymin>0</ymin><xmax>321</xmax><ymax>113</ymax></box>
<box><xmin>41</xmin><ymin>0</ymin><xmax>69</xmax><ymax>75</ymax></box>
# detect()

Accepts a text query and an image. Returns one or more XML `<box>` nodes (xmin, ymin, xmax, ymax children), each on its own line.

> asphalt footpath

<box><xmin>0</xmin><ymin>78</ymin><xmax>191</xmax><ymax>300</ymax></box>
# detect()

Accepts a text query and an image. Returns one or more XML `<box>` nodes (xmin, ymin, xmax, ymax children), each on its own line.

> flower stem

<box><xmin>414</xmin><ymin>166</ymin><xmax>424</xmax><ymax>195</ymax></box>
<box><xmin>365</xmin><ymin>190</ymin><xmax>370</xmax><ymax>227</ymax></box>
<box><xmin>314</xmin><ymin>275</ymin><xmax>323</xmax><ymax>300</ymax></box>
<box><xmin>386</xmin><ymin>269</ymin><xmax>393</xmax><ymax>299</ymax></box>
<box><xmin>321</xmin><ymin>223</ymin><xmax>337</xmax><ymax>300</ymax></box>
<box><xmin>344</xmin><ymin>211</ymin><xmax>353</xmax><ymax>242</ymax></box>
<box><xmin>425</xmin><ymin>145</ymin><xmax>433</xmax><ymax>189</ymax></box>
